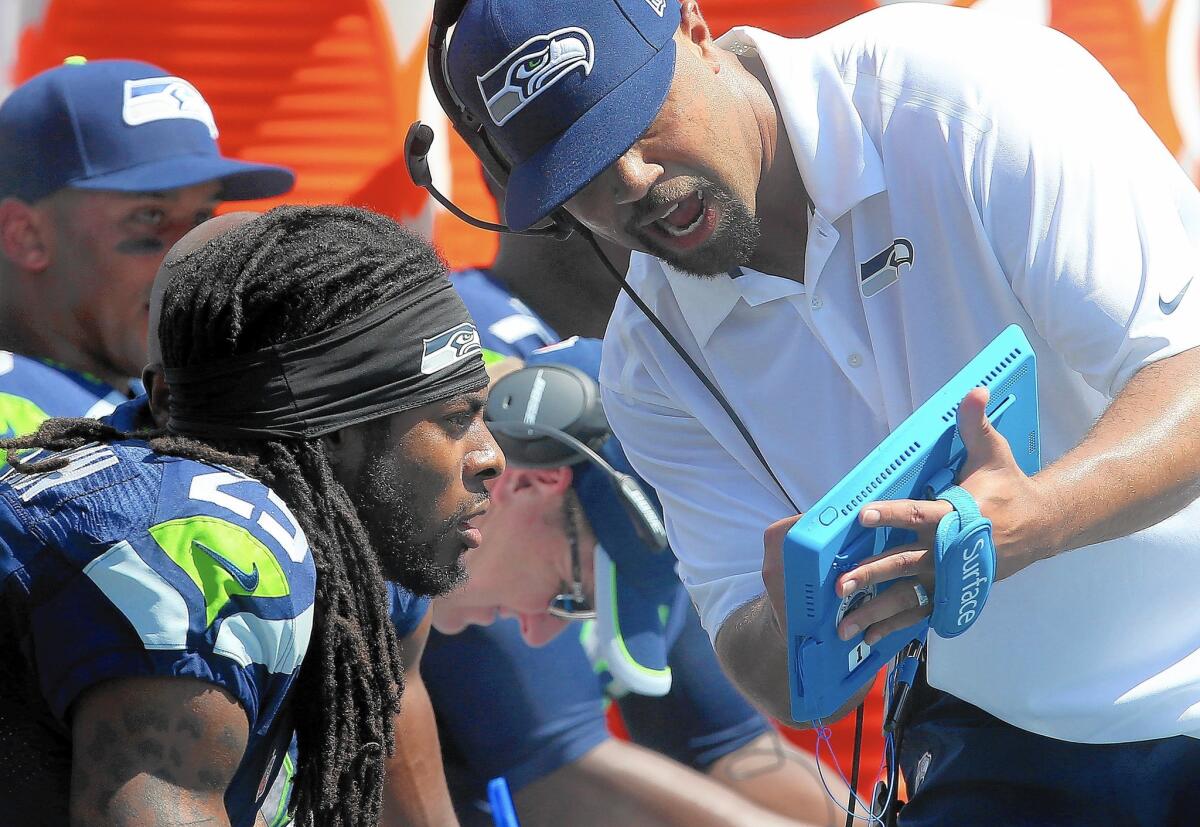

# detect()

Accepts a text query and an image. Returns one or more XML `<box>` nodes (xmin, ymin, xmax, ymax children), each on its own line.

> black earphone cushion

<box><xmin>487</xmin><ymin>364</ymin><xmax>609</xmax><ymax>467</ymax></box>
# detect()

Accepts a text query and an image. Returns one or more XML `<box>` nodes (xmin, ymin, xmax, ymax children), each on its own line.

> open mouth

<box><xmin>657</xmin><ymin>191</ymin><xmax>706</xmax><ymax>236</ymax></box>
<box><xmin>643</xmin><ymin>189</ymin><xmax>716</xmax><ymax>251</ymax></box>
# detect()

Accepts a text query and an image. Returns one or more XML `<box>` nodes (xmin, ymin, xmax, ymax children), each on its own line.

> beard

<box><xmin>350</xmin><ymin>450</ymin><xmax>470</xmax><ymax>598</ymax></box>
<box><xmin>629</xmin><ymin>176</ymin><xmax>761</xmax><ymax>277</ymax></box>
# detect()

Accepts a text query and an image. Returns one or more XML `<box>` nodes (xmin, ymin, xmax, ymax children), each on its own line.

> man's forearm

<box><xmin>1033</xmin><ymin>347</ymin><xmax>1200</xmax><ymax>559</ymax></box>
<box><xmin>715</xmin><ymin>594</ymin><xmax>878</xmax><ymax>727</ymax></box>
<box><xmin>514</xmin><ymin>739</ymin><xmax>810</xmax><ymax>827</ymax></box>
<box><xmin>713</xmin><ymin>595</ymin><xmax>794</xmax><ymax>723</ymax></box>
<box><xmin>380</xmin><ymin>674</ymin><xmax>459</xmax><ymax>827</ymax></box>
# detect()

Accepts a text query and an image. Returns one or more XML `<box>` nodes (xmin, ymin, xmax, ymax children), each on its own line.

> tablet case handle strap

<box><xmin>929</xmin><ymin>484</ymin><xmax>994</xmax><ymax>638</ymax></box>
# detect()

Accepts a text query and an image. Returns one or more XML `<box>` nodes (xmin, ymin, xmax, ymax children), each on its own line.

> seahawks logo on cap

<box><xmin>421</xmin><ymin>323</ymin><xmax>483</xmax><ymax>375</ymax></box>
<box><xmin>477</xmin><ymin>27</ymin><xmax>595</xmax><ymax>127</ymax></box>
<box><xmin>122</xmin><ymin>76</ymin><xmax>218</xmax><ymax>138</ymax></box>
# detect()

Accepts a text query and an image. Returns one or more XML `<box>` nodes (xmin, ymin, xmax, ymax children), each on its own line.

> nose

<box><xmin>466</xmin><ymin>429</ymin><xmax>505</xmax><ymax>485</ymax></box>
<box><xmin>611</xmin><ymin>146</ymin><xmax>661</xmax><ymax>206</ymax></box>
<box><xmin>516</xmin><ymin>611</ymin><xmax>569</xmax><ymax>647</ymax></box>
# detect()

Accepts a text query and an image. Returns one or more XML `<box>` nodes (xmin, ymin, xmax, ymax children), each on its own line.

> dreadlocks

<box><xmin>5</xmin><ymin>205</ymin><xmax>445</xmax><ymax>827</ymax></box>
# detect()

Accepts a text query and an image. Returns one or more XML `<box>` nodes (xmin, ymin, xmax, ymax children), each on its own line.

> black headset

<box><xmin>404</xmin><ymin>0</ymin><xmax>577</xmax><ymax>240</ymax></box>
<box><xmin>486</xmin><ymin>362</ymin><xmax>670</xmax><ymax>552</ymax></box>
<box><xmin>404</xmin><ymin>0</ymin><xmax>801</xmax><ymax>513</ymax></box>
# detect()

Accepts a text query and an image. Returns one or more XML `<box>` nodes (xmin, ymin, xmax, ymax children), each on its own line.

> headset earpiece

<box><xmin>487</xmin><ymin>364</ymin><xmax>669</xmax><ymax>552</ymax></box>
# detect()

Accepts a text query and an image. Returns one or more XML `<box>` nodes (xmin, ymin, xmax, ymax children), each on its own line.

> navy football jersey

<box><xmin>260</xmin><ymin>582</ymin><xmax>429</xmax><ymax>825</ymax></box>
<box><xmin>451</xmin><ymin>269</ymin><xmax>557</xmax><ymax>363</ymax></box>
<box><xmin>0</xmin><ymin>351</ymin><xmax>125</xmax><ymax>462</ymax></box>
<box><xmin>0</xmin><ymin>405</ymin><xmax>315</xmax><ymax>826</ymax></box>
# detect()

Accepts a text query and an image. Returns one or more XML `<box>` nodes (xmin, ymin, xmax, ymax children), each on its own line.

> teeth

<box><xmin>661</xmin><ymin>197</ymin><xmax>705</xmax><ymax>237</ymax></box>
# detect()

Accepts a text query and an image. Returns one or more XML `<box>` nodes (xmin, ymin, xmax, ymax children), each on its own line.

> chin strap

<box><xmin>929</xmin><ymin>484</ymin><xmax>995</xmax><ymax>638</ymax></box>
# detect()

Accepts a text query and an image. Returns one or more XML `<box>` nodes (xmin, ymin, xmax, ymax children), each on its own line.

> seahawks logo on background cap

<box><xmin>123</xmin><ymin>76</ymin><xmax>218</xmax><ymax>138</ymax></box>
<box><xmin>421</xmin><ymin>323</ymin><xmax>482</xmax><ymax>375</ymax></box>
<box><xmin>477</xmin><ymin>27</ymin><xmax>595</xmax><ymax>127</ymax></box>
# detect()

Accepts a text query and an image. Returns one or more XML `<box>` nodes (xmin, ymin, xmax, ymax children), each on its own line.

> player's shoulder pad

<box><xmin>0</xmin><ymin>440</ymin><xmax>160</xmax><ymax>552</ymax></box>
<box><xmin>151</xmin><ymin>456</ymin><xmax>313</xmax><ymax>579</ymax></box>
<box><xmin>0</xmin><ymin>352</ymin><xmax>118</xmax><ymax>431</ymax></box>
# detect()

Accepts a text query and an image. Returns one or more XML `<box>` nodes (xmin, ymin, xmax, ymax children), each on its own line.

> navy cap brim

<box><xmin>594</xmin><ymin>544</ymin><xmax>675</xmax><ymax>696</ymax></box>
<box><xmin>503</xmin><ymin>38</ymin><xmax>676</xmax><ymax>232</ymax></box>
<box><xmin>68</xmin><ymin>154</ymin><xmax>295</xmax><ymax>201</ymax></box>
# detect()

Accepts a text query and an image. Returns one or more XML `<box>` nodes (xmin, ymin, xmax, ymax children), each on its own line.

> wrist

<box><xmin>1021</xmin><ymin>473</ymin><xmax>1069</xmax><ymax>564</ymax></box>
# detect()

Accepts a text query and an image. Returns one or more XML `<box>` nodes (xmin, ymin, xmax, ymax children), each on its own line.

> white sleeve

<box><xmin>600</xmin><ymin>330</ymin><xmax>787</xmax><ymax>644</ymax></box>
<box><xmin>975</xmin><ymin>35</ymin><xmax>1200</xmax><ymax>398</ymax></box>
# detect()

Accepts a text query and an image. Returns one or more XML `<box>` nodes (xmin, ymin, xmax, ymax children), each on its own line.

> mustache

<box><xmin>430</xmin><ymin>492</ymin><xmax>491</xmax><ymax>540</ymax></box>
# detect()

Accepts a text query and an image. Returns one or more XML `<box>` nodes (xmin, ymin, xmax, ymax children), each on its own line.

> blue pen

<box><xmin>487</xmin><ymin>776</ymin><xmax>521</xmax><ymax>827</ymax></box>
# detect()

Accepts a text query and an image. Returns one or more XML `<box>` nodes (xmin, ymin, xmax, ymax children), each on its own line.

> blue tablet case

<box><xmin>783</xmin><ymin>324</ymin><xmax>1040</xmax><ymax>723</ymax></box>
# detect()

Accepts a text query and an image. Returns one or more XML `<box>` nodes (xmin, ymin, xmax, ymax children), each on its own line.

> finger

<box><xmin>762</xmin><ymin>513</ymin><xmax>804</xmax><ymax>611</ymax></box>
<box><xmin>764</xmin><ymin>513</ymin><xmax>804</xmax><ymax>552</ymax></box>
<box><xmin>957</xmin><ymin>386</ymin><xmax>1018</xmax><ymax>476</ymax></box>
<box><xmin>862</xmin><ymin>605</ymin><xmax>931</xmax><ymax>646</ymax></box>
<box><xmin>956</xmin><ymin>386</ymin><xmax>993</xmax><ymax>458</ymax></box>
<box><xmin>838</xmin><ymin>544</ymin><xmax>931</xmax><ymax>594</ymax></box>
<box><xmin>859</xmin><ymin>497</ymin><xmax>951</xmax><ymax>531</ymax></box>
<box><xmin>837</xmin><ymin>541</ymin><xmax>924</xmax><ymax>596</ymax></box>
<box><xmin>838</xmin><ymin>578</ymin><xmax>929</xmax><ymax>641</ymax></box>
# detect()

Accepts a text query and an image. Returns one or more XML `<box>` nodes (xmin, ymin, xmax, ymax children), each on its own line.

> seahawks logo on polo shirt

<box><xmin>859</xmin><ymin>238</ymin><xmax>914</xmax><ymax>298</ymax></box>
<box><xmin>477</xmin><ymin>27</ymin><xmax>595</xmax><ymax>126</ymax></box>
<box><xmin>421</xmin><ymin>322</ymin><xmax>483</xmax><ymax>375</ymax></box>
<box><xmin>123</xmin><ymin>76</ymin><xmax>219</xmax><ymax>138</ymax></box>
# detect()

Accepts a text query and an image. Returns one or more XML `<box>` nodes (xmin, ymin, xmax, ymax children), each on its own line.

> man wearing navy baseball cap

<box><xmin>0</xmin><ymin>58</ymin><xmax>294</xmax><ymax>442</ymax></box>
<box><xmin>440</xmin><ymin>1</ymin><xmax>1200</xmax><ymax>823</ymax></box>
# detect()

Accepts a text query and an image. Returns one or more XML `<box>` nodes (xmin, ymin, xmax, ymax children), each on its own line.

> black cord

<box><xmin>845</xmin><ymin>702</ymin><xmax>866</xmax><ymax>827</ymax></box>
<box><xmin>579</xmin><ymin>231</ymin><xmax>803</xmax><ymax>514</ymax></box>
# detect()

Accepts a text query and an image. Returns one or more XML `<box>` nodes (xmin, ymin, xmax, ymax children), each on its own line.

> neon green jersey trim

<box><xmin>608</xmin><ymin>561</ymin><xmax>671</xmax><ymax>680</ymax></box>
<box><xmin>0</xmin><ymin>392</ymin><xmax>51</xmax><ymax>464</ymax></box>
<box><xmin>149</xmin><ymin>516</ymin><xmax>290</xmax><ymax>627</ymax></box>
<box><xmin>268</xmin><ymin>750</ymin><xmax>296</xmax><ymax>827</ymax></box>
<box><xmin>481</xmin><ymin>347</ymin><xmax>507</xmax><ymax>366</ymax></box>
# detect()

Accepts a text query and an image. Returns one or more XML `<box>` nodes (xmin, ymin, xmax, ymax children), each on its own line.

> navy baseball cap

<box><xmin>525</xmin><ymin>338</ymin><xmax>680</xmax><ymax>696</ymax></box>
<box><xmin>0</xmin><ymin>59</ymin><xmax>294</xmax><ymax>203</ymax></box>
<box><xmin>447</xmin><ymin>0</ymin><xmax>681</xmax><ymax>232</ymax></box>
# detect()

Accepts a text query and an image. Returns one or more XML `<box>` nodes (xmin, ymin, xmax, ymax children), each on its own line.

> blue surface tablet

<box><xmin>783</xmin><ymin>324</ymin><xmax>1040</xmax><ymax>723</ymax></box>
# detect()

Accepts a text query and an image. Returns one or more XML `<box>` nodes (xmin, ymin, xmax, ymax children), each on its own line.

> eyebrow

<box><xmin>459</xmin><ymin>391</ymin><xmax>488</xmax><ymax>413</ymax></box>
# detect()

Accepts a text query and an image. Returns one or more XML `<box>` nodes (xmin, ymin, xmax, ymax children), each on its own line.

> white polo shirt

<box><xmin>600</xmin><ymin>5</ymin><xmax>1200</xmax><ymax>743</ymax></box>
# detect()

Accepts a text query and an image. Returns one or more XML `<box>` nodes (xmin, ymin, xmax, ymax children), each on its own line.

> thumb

<box><xmin>957</xmin><ymin>386</ymin><xmax>1005</xmax><ymax>471</ymax></box>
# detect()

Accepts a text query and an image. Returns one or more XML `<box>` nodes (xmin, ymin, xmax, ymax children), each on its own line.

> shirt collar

<box><xmin>662</xmin><ymin>263</ymin><xmax>805</xmax><ymax>346</ymax></box>
<box><xmin>656</xmin><ymin>29</ymin><xmax>885</xmax><ymax>347</ymax></box>
<box><xmin>716</xmin><ymin>26</ymin><xmax>886</xmax><ymax>223</ymax></box>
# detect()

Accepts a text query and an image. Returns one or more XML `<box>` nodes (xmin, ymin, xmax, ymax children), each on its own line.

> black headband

<box><xmin>164</xmin><ymin>279</ymin><xmax>488</xmax><ymax>440</ymax></box>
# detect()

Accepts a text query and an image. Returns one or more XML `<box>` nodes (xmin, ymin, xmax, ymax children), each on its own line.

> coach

<box><xmin>441</xmin><ymin>0</ymin><xmax>1200</xmax><ymax>822</ymax></box>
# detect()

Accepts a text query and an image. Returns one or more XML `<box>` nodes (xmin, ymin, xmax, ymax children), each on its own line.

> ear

<box><xmin>142</xmin><ymin>364</ymin><xmax>171</xmax><ymax>429</ymax></box>
<box><xmin>0</xmin><ymin>198</ymin><xmax>51</xmax><ymax>273</ymax></box>
<box><xmin>532</xmin><ymin>465</ymin><xmax>574</xmax><ymax>495</ymax></box>
<box><xmin>320</xmin><ymin>427</ymin><xmax>346</xmax><ymax>469</ymax></box>
<box><xmin>507</xmin><ymin>465</ymin><xmax>574</xmax><ymax>496</ymax></box>
<box><xmin>678</xmin><ymin>1</ymin><xmax>717</xmax><ymax>68</ymax></box>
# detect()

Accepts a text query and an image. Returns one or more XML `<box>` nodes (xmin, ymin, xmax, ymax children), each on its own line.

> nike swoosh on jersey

<box><xmin>192</xmin><ymin>539</ymin><xmax>261</xmax><ymax>592</ymax></box>
<box><xmin>1159</xmin><ymin>276</ymin><xmax>1193</xmax><ymax>315</ymax></box>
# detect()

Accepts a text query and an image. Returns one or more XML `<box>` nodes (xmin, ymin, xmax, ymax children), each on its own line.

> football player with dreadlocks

<box><xmin>0</xmin><ymin>206</ymin><xmax>501</xmax><ymax>827</ymax></box>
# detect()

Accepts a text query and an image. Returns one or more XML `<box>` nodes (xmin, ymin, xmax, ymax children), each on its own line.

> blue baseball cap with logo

<box><xmin>524</xmin><ymin>337</ymin><xmax>681</xmax><ymax>696</ymax></box>
<box><xmin>447</xmin><ymin>0</ymin><xmax>681</xmax><ymax>232</ymax></box>
<box><xmin>0</xmin><ymin>59</ymin><xmax>294</xmax><ymax>203</ymax></box>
